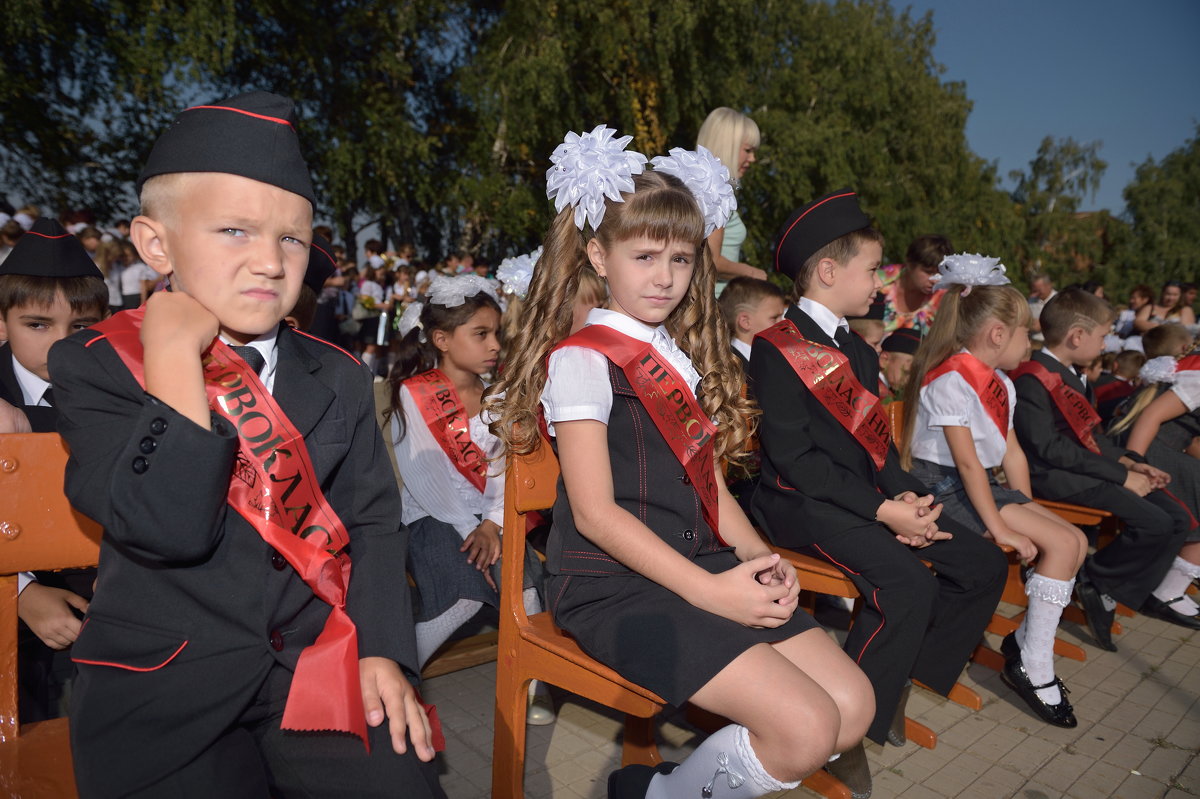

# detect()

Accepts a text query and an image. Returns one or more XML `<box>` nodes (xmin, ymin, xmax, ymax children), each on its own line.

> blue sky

<box><xmin>901</xmin><ymin>0</ymin><xmax>1200</xmax><ymax>215</ymax></box>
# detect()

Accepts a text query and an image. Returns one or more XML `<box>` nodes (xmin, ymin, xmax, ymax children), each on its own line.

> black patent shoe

<box><xmin>1000</xmin><ymin>655</ymin><xmax>1077</xmax><ymax>728</ymax></box>
<box><xmin>1000</xmin><ymin>631</ymin><xmax>1022</xmax><ymax>667</ymax></box>
<box><xmin>1075</xmin><ymin>579</ymin><xmax>1117</xmax><ymax>651</ymax></box>
<box><xmin>826</xmin><ymin>741</ymin><xmax>872</xmax><ymax>799</ymax></box>
<box><xmin>1140</xmin><ymin>596</ymin><xmax>1200</xmax><ymax>630</ymax></box>
<box><xmin>607</xmin><ymin>761</ymin><xmax>678</xmax><ymax>799</ymax></box>
<box><xmin>886</xmin><ymin>681</ymin><xmax>911</xmax><ymax>746</ymax></box>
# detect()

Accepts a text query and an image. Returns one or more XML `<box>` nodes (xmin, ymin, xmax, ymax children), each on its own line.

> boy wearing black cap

<box><xmin>878</xmin><ymin>327</ymin><xmax>921</xmax><ymax>403</ymax></box>
<box><xmin>749</xmin><ymin>189</ymin><xmax>1006</xmax><ymax>795</ymax></box>
<box><xmin>0</xmin><ymin>218</ymin><xmax>107</xmax><ymax>722</ymax></box>
<box><xmin>48</xmin><ymin>92</ymin><xmax>443</xmax><ymax>798</ymax></box>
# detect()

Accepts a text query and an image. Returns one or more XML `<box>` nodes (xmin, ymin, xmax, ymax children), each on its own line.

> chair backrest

<box><xmin>500</xmin><ymin>439</ymin><xmax>560</xmax><ymax>625</ymax></box>
<box><xmin>0</xmin><ymin>433</ymin><xmax>102</xmax><ymax>742</ymax></box>
<box><xmin>886</xmin><ymin>401</ymin><xmax>905</xmax><ymax>444</ymax></box>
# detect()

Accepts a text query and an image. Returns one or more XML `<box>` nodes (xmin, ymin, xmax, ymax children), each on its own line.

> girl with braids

<box><xmin>488</xmin><ymin>128</ymin><xmax>872</xmax><ymax>799</ymax></box>
<box><xmin>385</xmin><ymin>274</ymin><xmax>555</xmax><ymax>724</ymax></box>
<box><xmin>899</xmin><ymin>255</ymin><xmax>1087</xmax><ymax>728</ymax></box>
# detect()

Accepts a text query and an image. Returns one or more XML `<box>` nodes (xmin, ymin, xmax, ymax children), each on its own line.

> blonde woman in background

<box><xmin>697</xmin><ymin>106</ymin><xmax>766</xmax><ymax>294</ymax></box>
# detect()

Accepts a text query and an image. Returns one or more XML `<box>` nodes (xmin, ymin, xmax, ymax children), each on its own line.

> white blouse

<box><xmin>1171</xmin><ymin>369</ymin><xmax>1200</xmax><ymax>412</ymax></box>
<box><xmin>910</xmin><ymin>353</ymin><xmax>1016</xmax><ymax>469</ymax></box>
<box><xmin>390</xmin><ymin>384</ymin><xmax>505</xmax><ymax>539</ymax></box>
<box><xmin>541</xmin><ymin>308</ymin><xmax>702</xmax><ymax>434</ymax></box>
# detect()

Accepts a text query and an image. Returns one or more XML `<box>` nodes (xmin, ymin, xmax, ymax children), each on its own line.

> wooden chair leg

<box><xmin>491</xmin><ymin>668</ymin><xmax>532</xmax><ymax>799</ymax></box>
<box><xmin>621</xmin><ymin>715</ymin><xmax>662</xmax><ymax>767</ymax></box>
<box><xmin>1061</xmin><ymin>605</ymin><xmax>1123</xmax><ymax>636</ymax></box>
<box><xmin>914</xmin><ymin>678</ymin><xmax>982</xmax><ymax>712</ymax></box>
<box><xmin>905</xmin><ymin>718</ymin><xmax>937</xmax><ymax>749</ymax></box>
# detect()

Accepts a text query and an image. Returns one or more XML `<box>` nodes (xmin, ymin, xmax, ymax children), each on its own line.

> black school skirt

<box><xmin>546</xmin><ymin>548</ymin><xmax>821</xmax><ymax>707</ymax></box>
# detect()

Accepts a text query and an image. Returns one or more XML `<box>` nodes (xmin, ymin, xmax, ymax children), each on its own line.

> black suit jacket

<box><xmin>1012</xmin><ymin>349</ymin><xmax>1131</xmax><ymax>497</ymax></box>
<box><xmin>750</xmin><ymin>304</ymin><xmax>928</xmax><ymax>547</ymax></box>
<box><xmin>48</xmin><ymin>324</ymin><xmax>416</xmax><ymax>788</ymax></box>
<box><xmin>0</xmin><ymin>345</ymin><xmax>58</xmax><ymax>432</ymax></box>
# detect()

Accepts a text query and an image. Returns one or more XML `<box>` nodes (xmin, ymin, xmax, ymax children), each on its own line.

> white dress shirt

<box><xmin>731</xmin><ymin>337</ymin><xmax>752</xmax><ymax>361</ymax></box>
<box><xmin>12</xmin><ymin>354</ymin><xmax>52</xmax><ymax>407</ymax></box>
<box><xmin>541</xmin><ymin>308</ymin><xmax>702</xmax><ymax>435</ymax></box>
<box><xmin>910</xmin><ymin>350</ymin><xmax>1016</xmax><ymax>469</ymax></box>
<box><xmin>390</xmin><ymin>384</ymin><xmax>504</xmax><ymax>539</ymax></box>
<box><xmin>220</xmin><ymin>331</ymin><xmax>279</xmax><ymax>394</ymax></box>
<box><xmin>796</xmin><ymin>297</ymin><xmax>851</xmax><ymax>345</ymax></box>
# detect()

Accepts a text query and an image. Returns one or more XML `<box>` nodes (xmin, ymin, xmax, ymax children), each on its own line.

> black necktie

<box><xmin>41</xmin><ymin>387</ymin><xmax>54</xmax><ymax>407</ymax></box>
<box><xmin>834</xmin><ymin>325</ymin><xmax>854</xmax><ymax>350</ymax></box>
<box><xmin>232</xmin><ymin>346</ymin><xmax>266</xmax><ymax>376</ymax></box>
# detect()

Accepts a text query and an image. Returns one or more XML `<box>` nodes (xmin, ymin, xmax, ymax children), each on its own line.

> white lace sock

<box><xmin>1015</xmin><ymin>574</ymin><xmax>1073</xmax><ymax>705</ymax></box>
<box><xmin>1153</xmin><ymin>557</ymin><xmax>1200</xmax><ymax>615</ymax></box>
<box><xmin>415</xmin><ymin>598</ymin><xmax>481</xmax><ymax>667</ymax></box>
<box><xmin>645</xmin><ymin>724</ymin><xmax>800</xmax><ymax>798</ymax></box>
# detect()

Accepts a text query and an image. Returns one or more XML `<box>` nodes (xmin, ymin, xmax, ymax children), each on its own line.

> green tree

<box><xmin>1120</xmin><ymin>126</ymin><xmax>1200</xmax><ymax>286</ymax></box>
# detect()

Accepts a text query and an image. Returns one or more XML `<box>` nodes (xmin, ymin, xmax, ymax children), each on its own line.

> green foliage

<box><xmin>1120</xmin><ymin>126</ymin><xmax>1200</xmax><ymax>285</ymax></box>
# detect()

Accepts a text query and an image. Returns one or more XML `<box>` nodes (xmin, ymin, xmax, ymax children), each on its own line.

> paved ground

<box><xmin>422</xmin><ymin>600</ymin><xmax>1199</xmax><ymax>798</ymax></box>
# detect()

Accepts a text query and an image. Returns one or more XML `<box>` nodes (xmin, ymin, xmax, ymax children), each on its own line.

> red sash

<box><xmin>1176</xmin><ymin>355</ymin><xmax>1200</xmax><ymax>373</ymax></box>
<box><xmin>554</xmin><ymin>325</ymin><xmax>723</xmax><ymax>542</ymax></box>
<box><xmin>756</xmin><ymin>320</ymin><xmax>891</xmax><ymax>470</ymax></box>
<box><xmin>924</xmin><ymin>352</ymin><xmax>1009</xmax><ymax>438</ymax></box>
<box><xmin>1094</xmin><ymin>379</ymin><xmax>1133</xmax><ymax>405</ymax></box>
<box><xmin>1010</xmin><ymin>359</ymin><xmax>1102</xmax><ymax>454</ymax></box>
<box><xmin>404</xmin><ymin>370</ymin><xmax>488</xmax><ymax>493</ymax></box>
<box><xmin>90</xmin><ymin>310</ymin><xmax>364</xmax><ymax>746</ymax></box>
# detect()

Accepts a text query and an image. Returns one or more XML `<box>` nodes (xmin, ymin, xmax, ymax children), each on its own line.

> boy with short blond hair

<box><xmin>1013</xmin><ymin>287</ymin><xmax>1191</xmax><ymax>650</ymax></box>
<box><xmin>750</xmin><ymin>189</ymin><xmax>1006</xmax><ymax>795</ymax></box>
<box><xmin>50</xmin><ymin>91</ymin><xmax>443</xmax><ymax>798</ymax></box>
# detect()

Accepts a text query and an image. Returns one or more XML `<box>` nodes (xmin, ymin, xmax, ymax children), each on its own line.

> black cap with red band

<box><xmin>881</xmin><ymin>327</ymin><xmax>922</xmax><ymax>356</ymax></box>
<box><xmin>773</xmin><ymin>188</ymin><xmax>872</xmax><ymax>281</ymax></box>
<box><xmin>305</xmin><ymin>234</ymin><xmax>337</xmax><ymax>292</ymax></box>
<box><xmin>0</xmin><ymin>218</ymin><xmax>104</xmax><ymax>279</ymax></box>
<box><xmin>137</xmin><ymin>91</ymin><xmax>315</xmax><ymax>206</ymax></box>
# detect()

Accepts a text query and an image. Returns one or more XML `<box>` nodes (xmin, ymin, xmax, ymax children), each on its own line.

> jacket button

<box><xmin>269</xmin><ymin>630</ymin><xmax>284</xmax><ymax>651</ymax></box>
<box><xmin>139</xmin><ymin>437</ymin><xmax>157</xmax><ymax>454</ymax></box>
<box><xmin>271</xmin><ymin>551</ymin><xmax>287</xmax><ymax>571</ymax></box>
<box><xmin>683</xmin><ymin>529</ymin><xmax>695</xmax><ymax>540</ymax></box>
<box><xmin>680</xmin><ymin>474</ymin><xmax>691</xmax><ymax>485</ymax></box>
<box><xmin>131</xmin><ymin>456</ymin><xmax>149</xmax><ymax>474</ymax></box>
<box><xmin>149</xmin><ymin>417</ymin><xmax>168</xmax><ymax>435</ymax></box>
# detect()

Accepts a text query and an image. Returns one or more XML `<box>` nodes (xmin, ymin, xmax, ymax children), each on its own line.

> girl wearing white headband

<box><xmin>489</xmin><ymin>127</ymin><xmax>872</xmax><ymax>798</ymax></box>
<box><xmin>899</xmin><ymin>255</ymin><xmax>1088</xmax><ymax>727</ymax></box>
<box><xmin>385</xmin><ymin>274</ymin><xmax>556</xmax><ymax>724</ymax></box>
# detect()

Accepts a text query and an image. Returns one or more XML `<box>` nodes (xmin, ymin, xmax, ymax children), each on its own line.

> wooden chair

<box><xmin>492</xmin><ymin>440</ymin><xmax>664</xmax><ymax>799</ymax></box>
<box><xmin>0</xmin><ymin>433</ymin><xmax>102</xmax><ymax>798</ymax></box>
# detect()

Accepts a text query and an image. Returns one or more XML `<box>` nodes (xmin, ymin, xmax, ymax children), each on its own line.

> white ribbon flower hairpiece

<box><xmin>1140</xmin><ymin>355</ymin><xmax>1180</xmax><ymax>385</ymax></box>
<box><xmin>397</xmin><ymin>301</ymin><xmax>424</xmax><ymax>340</ymax></box>
<box><xmin>496</xmin><ymin>246</ymin><xmax>542</xmax><ymax>300</ymax></box>
<box><xmin>931</xmin><ymin>253</ymin><xmax>1010</xmax><ymax>296</ymax></box>
<box><xmin>546</xmin><ymin>125</ymin><xmax>647</xmax><ymax>231</ymax></box>
<box><xmin>649</xmin><ymin>145</ymin><xmax>737</xmax><ymax>238</ymax></box>
<box><xmin>428</xmin><ymin>273</ymin><xmax>500</xmax><ymax>308</ymax></box>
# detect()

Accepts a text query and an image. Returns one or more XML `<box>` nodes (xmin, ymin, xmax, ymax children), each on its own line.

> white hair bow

<box><xmin>650</xmin><ymin>146</ymin><xmax>736</xmax><ymax>238</ymax></box>
<box><xmin>496</xmin><ymin>246</ymin><xmax>542</xmax><ymax>300</ymax></box>
<box><xmin>1140</xmin><ymin>356</ymin><xmax>1180</xmax><ymax>385</ymax></box>
<box><xmin>932</xmin><ymin>253</ymin><xmax>1010</xmax><ymax>296</ymax></box>
<box><xmin>397</xmin><ymin>301</ymin><xmax>424</xmax><ymax>340</ymax></box>
<box><xmin>546</xmin><ymin>125</ymin><xmax>647</xmax><ymax>231</ymax></box>
<box><xmin>428</xmin><ymin>273</ymin><xmax>499</xmax><ymax>308</ymax></box>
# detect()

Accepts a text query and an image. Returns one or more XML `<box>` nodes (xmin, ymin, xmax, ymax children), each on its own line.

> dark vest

<box><xmin>546</xmin><ymin>358</ymin><xmax>727</xmax><ymax>576</ymax></box>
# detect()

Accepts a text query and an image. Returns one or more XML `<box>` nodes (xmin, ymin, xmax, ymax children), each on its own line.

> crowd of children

<box><xmin>0</xmin><ymin>89</ymin><xmax>1197</xmax><ymax>799</ymax></box>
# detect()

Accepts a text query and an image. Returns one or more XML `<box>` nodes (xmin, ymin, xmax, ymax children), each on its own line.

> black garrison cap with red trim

<box><xmin>305</xmin><ymin>234</ymin><xmax>337</xmax><ymax>292</ymax></box>
<box><xmin>881</xmin><ymin>327</ymin><xmax>922</xmax><ymax>356</ymax></box>
<box><xmin>137</xmin><ymin>91</ymin><xmax>315</xmax><ymax>205</ymax></box>
<box><xmin>773</xmin><ymin>188</ymin><xmax>872</xmax><ymax>281</ymax></box>
<box><xmin>0</xmin><ymin>218</ymin><xmax>103</xmax><ymax>279</ymax></box>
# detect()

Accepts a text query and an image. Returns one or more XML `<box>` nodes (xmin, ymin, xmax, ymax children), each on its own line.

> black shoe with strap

<box><xmin>1140</xmin><ymin>595</ymin><xmax>1200</xmax><ymax>630</ymax></box>
<box><xmin>1075</xmin><ymin>579</ymin><xmax>1117</xmax><ymax>651</ymax></box>
<box><xmin>999</xmin><ymin>633</ymin><xmax>1077</xmax><ymax>728</ymax></box>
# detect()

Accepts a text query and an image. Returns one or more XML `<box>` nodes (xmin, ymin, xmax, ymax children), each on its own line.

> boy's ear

<box><xmin>815</xmin><ymin>257</ymin><xmax>839</xmax><ymax>289</ymax></box>
<box><xmin>585</xmin><ymin>239</ymin><xmax>606</xmax><ymax>278</ymax></box>
<box><xmin>130</xmin><ymin>215</ymin><xmax>172</xmax><ymax>279</ymax></box>
<box><xmin>0</xmin><ymin>313</ymin><xmax>8</xmax><ymax>342</ymax></box>
<box><xmin>736</xmin><ymin>310</ymin><xmax>752</xmax><ymax>334</ymax></box>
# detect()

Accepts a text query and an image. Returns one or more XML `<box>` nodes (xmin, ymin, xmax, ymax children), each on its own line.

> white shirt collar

<box><xmin>11</xmin><ymin>352</ymin><xmax>52</xmax><ymax>407</ymax></box>
<box><xmin>796</xmin><ymin>297</ymin><xmax>850</xmax><ymax>343</ymax></box>
<box><xmin>219</xmin><ymin>328</ymin><xmax>280</xmax><ymax>394</ymax></box>
<box><xmin>1040</xmin><ymin>346</ymin><xmax>1085</xmax><ymax>385</ymax></box>
<box><xmin>584</xmin><ymin>307</ymin><xmax>664</xmax><ymax>345</ymax></box>
<box><xmin>732</xmin><ymin>337</ymin><xmax>752</xmax><ymax>361</ymax></box>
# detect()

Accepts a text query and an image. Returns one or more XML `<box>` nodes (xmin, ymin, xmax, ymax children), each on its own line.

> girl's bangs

<box><xmin>607</xmin><ymin>187</ymin><xmax>705</xmax><ymax>248</ymax></box>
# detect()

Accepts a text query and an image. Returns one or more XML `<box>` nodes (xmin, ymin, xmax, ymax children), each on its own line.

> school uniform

<box><xmin>750</xmin><ymin>300</ymin><xmax>1007</xmax><ymax>744</ymax></box>
<box><xmin>49</xmin><ymin>322</ymin><xmax>444</xmax><ymax>799</ymax></box>
<box><xmin>541</xmin><ymin>309</ymin><xmax>819</xmax><ymax>707</ymax></box>
<box><xmin>1012</xmin><ymin>349</ymin><xmax>1190</xmax><ymax>609</ymax></box>
<box><xmin>731</xmin><ymin>336</ymin><xmax>752</xmax><ymax>371</ymax></box>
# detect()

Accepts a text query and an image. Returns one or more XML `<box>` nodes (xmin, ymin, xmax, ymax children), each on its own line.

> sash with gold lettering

<box><xmin>756</xmin><ymin>319</ymin><xmax>891</xmax><ymax>470</ymax></box>
<box><xmin>403</xmin><ymin>370</ymin><xmax>488</xmax><ymax>493</ymax></box>
<box><xmin>89</xmin><ymin>310</ymin><xmax>368</xmax><ymax>745</ymax></box>
<box><xmin>552</xmin><ymin>325</ymin><xmax>723</xmax><ymax>542</ymax></box>
<box><xmin>1009</xmin><ymin>359</ymin><xmax>1101</xmax><ymax>454</ymax></box>
<box><xmin>923</xmin><ymin>352</ymin><xmax>1009</xmax><ymax>438</ymax></box>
